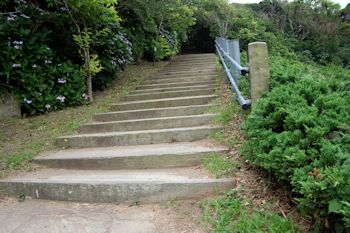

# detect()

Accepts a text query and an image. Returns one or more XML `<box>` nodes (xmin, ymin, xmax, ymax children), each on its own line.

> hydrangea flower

<box><xmin>7</xmin><ymin>14</ymin><xmax>17</xmax><ymax>21</ymax></box>
<box><xmin>45</xmin><ymin>104</ymin><xmax>51</xmax><ymax>109</ymax></box>
<box><xmin>24</xmin><ymin>98</ymin><xmax>32</xmax><ymax>104</ymax></box>
<box><xmin>20</xmin><ymin>14</ymin><xmax>30</xmax><ymax>19</ymax></box>
<box><xmin>12</xmin><ymin>64</ymin><xmax>21</xmax><ymax>68</ymax></box>
<box><xmin>58</xmin><ymin>78</ymin><xmax>66</xmax><ymax>84</ymax></box>
<box><xmin>56</xmin><ymin>95</ymin><xmax>65</xmax><ymax>102</ymax></box>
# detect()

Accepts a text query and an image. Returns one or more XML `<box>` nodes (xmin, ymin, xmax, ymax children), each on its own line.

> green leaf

<box><xmin>329</xmin><ymin>199</ymin><xmax>343</xmax><ymax>213</ymax></box>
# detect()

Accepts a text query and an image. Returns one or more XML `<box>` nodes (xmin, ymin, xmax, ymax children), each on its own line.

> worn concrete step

<box><xmin>121</xmin><ymin>88</ymin><xmax>215</xmax><ymax>101</ymax></box>
<box><xmin>165</xmin><ymin>64</ymin><xmax>215</xmax><ymax>69</ymax></box>
<box><xmin>93</xmin><ymin>104</ymin><xmax>215</xmax><ymax>122</ymax></box>
<box><xmin>149</xmin><ymin>73</ymin><xmax>216</xmax><ymax>81</ymax></box>
<box><xmin>35</xmin><ymin>142</ymin><xmax>228</xmax><ymax>170</ymax></box>
<box><xmin>157</xmin><ymin>67</ymin><xmax>216</xmax><ymax>74</ymax></box>
<box><xmin>80</xmin><ymin>114</ymin><xmax>217</xmax><ymax>133</ymax></box>
<box><xmin>110</xmin><ymin>95</ymin><xmax>217</xmax><ymax>111</ymax></box>
<box><xmin>143</xmin><ymin>76</ymin><xmax>215</xmax><ymax>85</ymax></box>
<box><xmin>0</xmin><ymin>167</ymin><xmax>234</xmax><ymax>203</ymax></box>
<box><xmin>137</xmin><ymin>80</ymin><xmax>216</xmax><ymax>90</ymax></box>
<box><xmin>130</xmin><ymin>84</ymin><xmax>217</xmax><ymax>95</ymax></box>
<box><xmin>56</xmin><ymin>125</ymin><xmax>221</xmax><ymax>149</ymax></box>
<box><xmin>153</xmin><ymin>71</ymin><xmax>216</xmax><ymax>79</ymax></box>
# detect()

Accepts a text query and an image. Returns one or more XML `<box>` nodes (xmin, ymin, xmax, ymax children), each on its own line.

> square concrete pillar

<box><xmin>248</xmin><ymin>42</ymin><xmax>270</xmax><ymax>104</ymax></box>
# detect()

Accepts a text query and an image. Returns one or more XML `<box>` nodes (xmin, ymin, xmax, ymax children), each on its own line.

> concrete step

<box><xmin>152</xmin><ymin>71</ymin><xmax>217</xmax><ymax>79</ymax></box>
<box><xmin>121</xmin><ymin>88</ymin><xmax>215</xmax><ymax>101</ymax></box>
<box><xmin>93</xmin><ymin>104</ymin><xmax>215</xmax><ymax>122</ymax></box>
<box><xmin>110</xmin><ymin>95</ymin><xmax>217</xmax><ymax>111</ymax></box>
<box><xmin>56</xmin><ymin>125</ymin><xmax>221</xmax><ymax>149</ymax></box>
<box><xmin>80</xmin><ymin>114</ymin><xmax>217</xmax><ymax>133</ymax></box>
<box><xmin>157</xmin><ymin>66</ymin><xmax>215</xmax><ymax>72</ymax></box>
<box><xmin>130</xmin><ymin>84</ymin><xmax>217</xmax><ymax>95</ymax></box>
<box><xmin>35</xmin><ymin>142</ymin><xmax>228</xmax><ymax>170</ymax></box>
<box><xmin>0</xmin><ymin>167</ymin><xmax>234</xmax><ymax>203</ymax></box>
<box><xmin>143</xmin><ymin>76</ymin><xmax>215</xmax><ymax>85</ymax></box>
<box><xmin>137</xmin><ymin>80</ymin><xmax>216</xmax><ymax>90</ymax></box>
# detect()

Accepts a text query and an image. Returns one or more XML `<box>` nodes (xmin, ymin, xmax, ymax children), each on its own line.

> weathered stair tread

<box><xmin>56</xmin><ymin>125</ymin><xmax>221</xmax><ymax>148</ymax></box>
<box><xmin>121</xmin><ymin>88</ymin><xmax>215</xmax><ymax>101</ymax></box>
<box><xmin>130</xmin><ymin>84</ymin><xmax>217</xmax><ymax>94</ymax></box>
<box><xmin>0</xmin><ymin>167</ymin><xmax>234</xmax><ymax>203</ymax></box>
<box><xmin>59</xmin><ymin>125</ymin><xmax>220</xmax><ymax>138</ymax></box>
<box><xmin>93</xmin><ymin>104</ymin><xmax>216</xmax><ymax>122</ymax></box>
<box><xmin>37</xmin><ymin>142</ymin><xmax>227</xmax><ymax>160</ymax></box>
<box><xmin>34</xmin><ymin>142</ymin><xmax>228</xmax><ymax>169</ymax></box>
<box><xmin>80</xmin><ymin>114</ymin><xmax>218</xmax><ymax>133</ymax></box>
<box><xmin>137</xmin><ymin>80</ymin><xmax>216</xmax><ymax>90</ymax></box>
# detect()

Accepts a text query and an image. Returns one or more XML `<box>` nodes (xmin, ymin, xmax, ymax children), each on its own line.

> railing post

<box><xmin>248</xmin><ymin>42</ymin><xmax>270</xmax><ymax>105</ymax></box>
<box><xmin>228</xmin><ymin>40</ymin><xmax>240</xmax><ymax>65</ymax></box>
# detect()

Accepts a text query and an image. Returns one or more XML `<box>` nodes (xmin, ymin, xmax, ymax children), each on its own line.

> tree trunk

<box><xmin>87</xmin><ymin>72</ymin><xmax>93</xmax><ymax>103</ymax></box>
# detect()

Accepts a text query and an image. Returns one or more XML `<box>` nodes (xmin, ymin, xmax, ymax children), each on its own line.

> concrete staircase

<box><xmin>0</xmin><ymin>54</ymin><xmax>234</xmax><ymax>203</ymax></box>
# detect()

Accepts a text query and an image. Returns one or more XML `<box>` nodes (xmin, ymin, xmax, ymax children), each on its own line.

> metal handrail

<box><xmin>215</xmin><ymin>37</ymin><xmax>251</xmax><ymax>110</ymax></box>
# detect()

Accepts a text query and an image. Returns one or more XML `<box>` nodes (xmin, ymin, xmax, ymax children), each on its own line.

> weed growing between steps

<box><xmin>0</xmin><ymin>61</ymin><xmax>167</xmax><ymax>178</ymax></box>
<box><xmin>203</xmin><ymin>153</ymin><xmax>238</xmax><ymax>178</ymax></box>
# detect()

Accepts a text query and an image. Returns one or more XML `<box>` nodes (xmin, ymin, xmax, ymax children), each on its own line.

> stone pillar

<box><xmin>248</xmin><ymin>42</ymin><xmax>270</xmax><ymax>104</ymax></box>
<box><xmin>0</xmin><ymin>94</ymin><xmax>21</xmax><ymax>120</ymax></box>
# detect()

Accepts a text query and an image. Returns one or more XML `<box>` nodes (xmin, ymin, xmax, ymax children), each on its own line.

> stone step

<box><xmin>152</xmin><ymin>71</ymin><xmax>217</xmax><ymax>79</ymax></box>
<box><xmin>157</xmin><ymin>67</ymin><xmax>216</xmax><ymax>74</ymax></box>
<box><xmin>137</xmin><ymin>80</ymin><xmax>216</xmax><ymax>90</ymax></box>
<box><xmin>143</xmin><ymin>76</ymin><xmax>215</xmax><ymax>85</ymax></box>
<box><xmin>110</xmin><ymin>95</ymin><xmax>217</xmax><ymax>111</ymax></box>
<box><xmin>121</xmin><ymin>88</ymin><xmax>215</xmax><ymax>101</ymax></box>
<box><xmin>0</xmin><ymin>167</ymin><xmax>234</xmax><ymax>203</ymax></box>
<box><xmin>130</xmin><ymin>84</ymin><xmax>217</xmax><ymax>95</ymax></box>
<box><xmin>93</xmin><ymin>104</ymin><xmax>215</xmax><ymax>122</ymax></box>
<box><xmin>35</xmin><ymin>142</ymin><xmax>228</xmax><ymax>170</ymax></box>
<box><xmin>80</xmin><ymin>114</ymin><xmax>217</xmax><ymax>133</ymax></box>
<box><xmin>56</xmin><ymin>126</ymin><xmax>221</xmax><ymax>149</ymax></box>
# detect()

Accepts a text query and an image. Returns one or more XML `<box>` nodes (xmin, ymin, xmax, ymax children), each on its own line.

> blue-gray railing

<box><xmin>215</xmin><ymin>37</ymin><xmax>251</xmax><ymax>110</ymax></box>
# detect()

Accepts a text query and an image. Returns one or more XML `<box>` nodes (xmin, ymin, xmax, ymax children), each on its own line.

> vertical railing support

<box><xmin>248</xmin><ymin>42</ymin><xmax>270</xmax><ymax>105</ymax></box>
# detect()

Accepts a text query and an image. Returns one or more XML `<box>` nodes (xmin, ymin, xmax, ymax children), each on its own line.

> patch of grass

<box><xmin>203</xmin><ymin>153</ymin><xmax>238</xmax><ymax>178</ymax></box>
<box><xmin>201</xmin><ymin>190</ymin><xmax>299</xmax><ymax>233</ymax></box>
<box><xmin>6</xmin><ymin>151</ymin><xmax>34</xmax><ymax>170</ymax></box>
<box><xmin>214</xmin><ymin>101</ymin><xmax>239</xmax><ymax>124</ymax></box>
<box><xmin>0</xmin><ymin>61</ymin><xmax>167</xmax><ymax>177</ymax></box>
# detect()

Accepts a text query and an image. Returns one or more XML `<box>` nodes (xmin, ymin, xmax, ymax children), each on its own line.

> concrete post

<box><xmin>0</xmin><ymin>94</ymin><xmax>21</xmax><ymax>120</ymax></box>
<box><xmin>248</xmin><ymin>42</ymin><xmax>270</xmax><ymax>104</ymax></box>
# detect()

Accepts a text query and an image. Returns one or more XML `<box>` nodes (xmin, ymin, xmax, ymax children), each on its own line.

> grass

<box><xmin>201</xmin><ymin>190</ymin><xmax>299</xmax><ymax>233</ymax></box>
<box><xmin>0</xmin><ymin>60</ymin><xmax>167</xmax><ymax>178</ymax></box>
<box><xmin>203</xmin><ymin>152</ymin><xmax>238</xmax><ymax>178</ymax></box>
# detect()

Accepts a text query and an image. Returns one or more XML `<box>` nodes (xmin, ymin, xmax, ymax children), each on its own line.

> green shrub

<box><xmin>241</xmin><ymin>75</ymin><xmax>350</xmax><ymax>230</ymax></box>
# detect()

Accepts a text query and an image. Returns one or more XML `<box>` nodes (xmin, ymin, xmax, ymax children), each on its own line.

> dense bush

<box><xmin>118</xmin><ymin>0</ymin><xmax>194</xmax><ymax>62</ymax></box>
<box><xmin>241</xmin><ymin>58</ymin><xmax>350</xmax><ymax>231</ymax></box>
<box><xmin>0</xmin><ymin>0</ymin><xmax>132</xmax><ymax>115</ymax></box>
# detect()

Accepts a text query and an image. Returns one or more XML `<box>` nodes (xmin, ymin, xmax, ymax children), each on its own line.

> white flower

<box><xmin>82</xmin><ymin>93</ymin><xmax>89</xmax><ymax>100</ymax></box>
<box><xmin>56</xmin><ymin>95</ymin><xmax>65</xmax><ymax>103</ymax></box>
<box><xmin>20</xmin><ymin>14</ymin><xmax>30</xmax><ymax>19</ymax></box>
<box><xmin>45</xmin><ymin>60</ymin><xmax>52</xmax><ymax>64</ymax></box>
<box><xmin>58</xmin><ymin>78</ymin><xmax>66</xmax><ymax>84</ymax></box>
<box><xmin>12</xmin><ymin>63</ymin><xmax>21</xmax><ymax>68</ymax></box>
<box><xmin>7</xmin><ymin>14</ymin><xmax>17</xmax><ymax>21</ymax></box>
<box><xmin>14</xmin><ymin>45</ymin><xmax>21</xmax><ymax>49</ymax></box>
<box><xmin>45</xmin><ymin>104</ymin><xmax>51</xmax><ymax>109</ymax></box>
<box><xmin>13</xmin><ymin>41</ymin><xmax>23</xmax><ymax>45</ymax></box>
<box><xmin>24</xmin><ymin>98</ymin><xmax>32</xmax><ymax>104</ymax></box>
<box><xmin>57</xmin><ymin>64</ymin><xmax>62</xmax><ymax>67</ymax></box>
<box><xmin>32</xmin><ymin>64</ymin><xmax>37</xmax><ymax>68</ymax></box>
